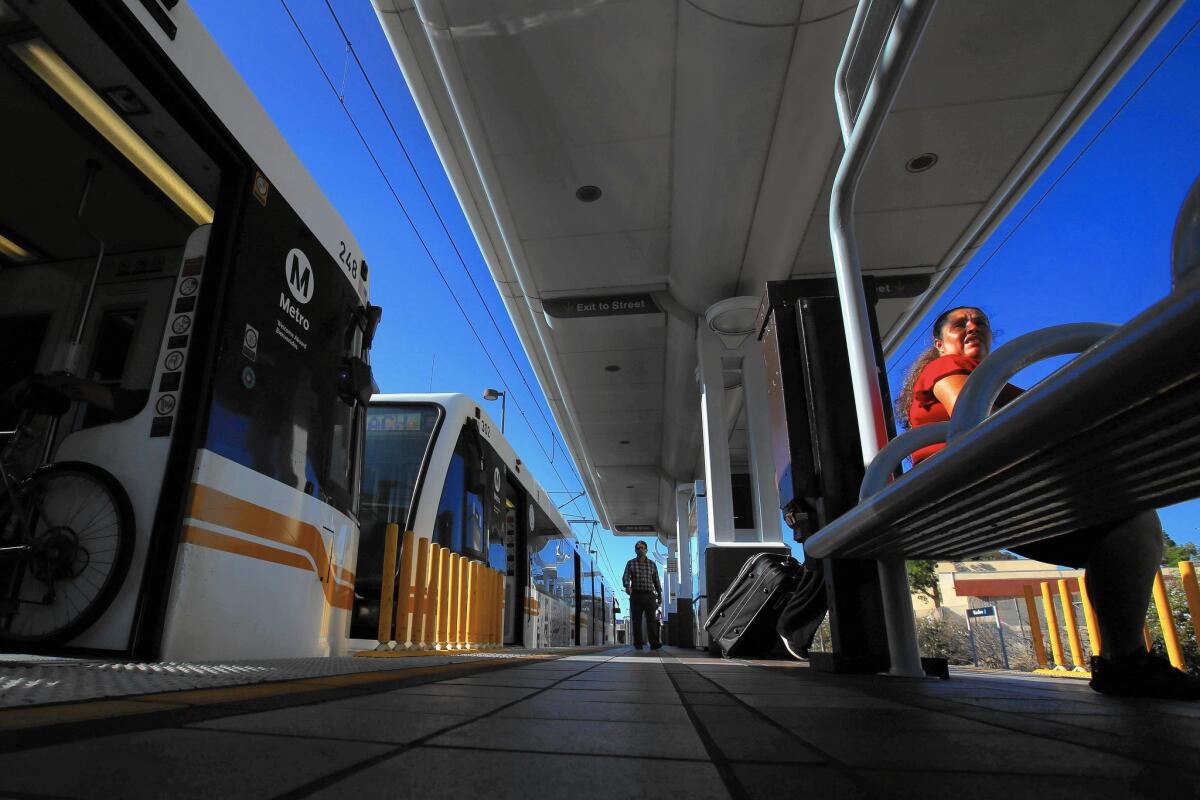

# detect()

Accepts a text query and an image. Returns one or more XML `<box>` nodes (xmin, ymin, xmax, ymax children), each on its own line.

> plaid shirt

<box><xmin>623</xmin><ymin>556</ymin><xmax>662</xmax><ymax>595</ymax></box>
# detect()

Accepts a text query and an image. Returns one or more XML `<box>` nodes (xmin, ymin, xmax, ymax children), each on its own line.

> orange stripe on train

<box><xmin>184</xmin><ymin>485</ymin><xmax>355</xmax><ymax>610</ymax></box>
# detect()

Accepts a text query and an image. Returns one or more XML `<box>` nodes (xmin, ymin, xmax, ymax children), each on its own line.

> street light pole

<box><xmin>483</xmin><ymin>388</ymin><xmax>506</xmax><ymax>433</ymax></box>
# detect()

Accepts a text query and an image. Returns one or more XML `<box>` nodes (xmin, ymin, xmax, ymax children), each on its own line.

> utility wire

<box><xmin>321</xmin><ymin>2</ymin><xmax>629</xmax><ymax>593</ymax></box>
<box><xmin>887</xmin><ymin>14</ymin><xmax>1200</xmax><ymax>377</ymax></box>
<box><xmin>280</xmin><ymin>1</ymin><xmax>620</xmax><ymax>584</ymax></box>
<box><xmin>318</xmin><ymin>0</ymin><xmax>592</xmax><ymax>496</ymax></box>
<box><xmin>278</xmin><ymin>3</ymin><xmax>573</xmax><ymax>487</ymax></box>
<box><xmin>314</xmin><ymin>0</ymin><xmax>607</xmax><ymax>565</ymax></box>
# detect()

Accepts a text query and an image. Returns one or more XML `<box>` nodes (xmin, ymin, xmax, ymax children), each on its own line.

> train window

<box><xmin>88</xmin><ymin>308</ymin><xmax>140</xmax><ymax>382</ymax></box>
<box><xmin>79</xmin><ymin>307</ymin><xmax>142</xmax><ymax>428</ymax></box>
<box><xmin>0</xmin><ymin>313</ymin><xmax>50</xmax><ymax>429</ymax></box>
<box><xmin>431</xmin><ymin>424</ymin><xmax>486</xmax><ymax>559</ymax></box>
<box><xmin>434</xmin><ymin>452</ymin><xmax>466</xmax><ymax>553</ymax></box>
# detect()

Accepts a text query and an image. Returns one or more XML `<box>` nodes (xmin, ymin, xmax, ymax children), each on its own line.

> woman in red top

<box><xmin>895</xmin><ymin>306</ymin><xmax>1197</xmax><ymax>699</ymax></box>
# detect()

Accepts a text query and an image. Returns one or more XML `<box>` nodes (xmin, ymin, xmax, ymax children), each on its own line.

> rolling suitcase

<box><xmin>704</xmin><ymin>553</ymin><xmax>801</xmax><ymax>658</ymax></box>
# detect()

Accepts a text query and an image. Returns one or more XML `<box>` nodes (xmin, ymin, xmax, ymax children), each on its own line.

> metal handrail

<box><xmin>948</xmin><ymin>323</ymin><xmax>1116</xmax><ymax>441</ymax></box>
<box><xmin>859</xmin><ymin>422</ymin><xmax>948</xmax><ymax>501</ymax></box>
<box><xmin>833</xmin><ymin>0</ymin><xmax>873</xmax><ymax>144</ymax></box>
<box><xmin>829</xmin><ymin>0</ymin><xmax>938</xmax><ymax>679</ymax></box>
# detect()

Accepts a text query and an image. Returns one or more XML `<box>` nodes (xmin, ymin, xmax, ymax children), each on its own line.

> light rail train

<box><xmin>351</xmin><ymin>394</ymin><xmax>616</xmax><ymax>649</ymax></box>
<box><xmin>0</xmin><ymin>0</ymin><xmax>378</xmax><ymax>660</ymax></box>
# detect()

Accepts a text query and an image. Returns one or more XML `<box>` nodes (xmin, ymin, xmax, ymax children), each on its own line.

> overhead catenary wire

<box><xmin>277</xmin><ymin>0</ymin><xmax>621</xmax><ymax>586</ymax></box>
<box><xmin>312</xmin><ymin>0</ymin><xmax>606</xmax><ymax>556</ymax></box>
<box><xmin>317</xmin><ymin>0</ymin><xmax>593</xmax><ymax>498</ymax></box>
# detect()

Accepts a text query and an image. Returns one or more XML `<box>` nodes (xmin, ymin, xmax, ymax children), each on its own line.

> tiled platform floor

<box><xmin>0</xmin><ymin>646</ymin><xmax>1197</xmax><ymax>798</ymax></box>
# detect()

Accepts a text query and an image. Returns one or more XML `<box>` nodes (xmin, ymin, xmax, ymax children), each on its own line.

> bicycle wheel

<box><xmin>0</xmin><ymin>461</ymin><xmax>134</xmax><ymax>646</ymax></box>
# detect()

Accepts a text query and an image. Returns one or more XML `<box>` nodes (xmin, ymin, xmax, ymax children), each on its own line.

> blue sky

<box><xmin>191</xmin><ymin>0</ymin><xmax>1200</xmax><ymax>589</ymax></box>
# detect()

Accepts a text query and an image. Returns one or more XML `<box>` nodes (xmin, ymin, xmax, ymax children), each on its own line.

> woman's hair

<box><xmin>893</xmin><ymin>306</ymin><xmax>985</xmax><ymax>429</ymax></box>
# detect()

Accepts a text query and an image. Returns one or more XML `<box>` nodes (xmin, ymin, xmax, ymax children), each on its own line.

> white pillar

<box><xmin>697</xmin><ymin>325</ymin><xmax>735</xmax><ymax>543</ymax></box>
<box><xmin>666</xmin><ymin>539</ymin><xmax>678</xmax><ymax>613</ymax></box>
<box><xmin>694</xmin><ymin>479</ymin><xmax>711</xmax><ymax>647</ymax></box>
<box><xmin>741</xmin><ymin>339</ymin><xmax>782</xmax><ymax>544</ymax></box>
<box><xmin>675</xmin><ymin>484</ymin><xmax>694</xmax><ymax>600</ymax></box>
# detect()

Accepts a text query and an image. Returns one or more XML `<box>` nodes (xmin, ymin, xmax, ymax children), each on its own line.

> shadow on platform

<box><xmin>0</xmin><ymin>646</ymin><xmax>1195</xmax><ymax>798</ymax></box>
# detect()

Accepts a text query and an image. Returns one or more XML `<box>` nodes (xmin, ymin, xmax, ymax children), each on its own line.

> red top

<box><xmin>908</xmin><ymin>354</ymin><xmax>1023</xmax><ymax>464</ymax></box>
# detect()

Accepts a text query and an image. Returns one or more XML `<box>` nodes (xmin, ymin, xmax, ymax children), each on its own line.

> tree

<box><xmin>975</xmin><ymin>550</ymin><xmax>1018</xmax><ymax>561</ymax></box>
<box><xmin>1162</xmin><ymin>531</ymin><xmax>1199</xmax><ymax>566</ymax></box>
<box><xmin>907</xmin><ymin>559</ymin><xmax>940</xmax><ymax>606</ymax></box>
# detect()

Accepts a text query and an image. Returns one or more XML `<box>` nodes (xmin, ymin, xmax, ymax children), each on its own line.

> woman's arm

<box><xmin>932</xmin><ymin>373</ymin><xmax>970</xmax><ymax>417</ymax></box>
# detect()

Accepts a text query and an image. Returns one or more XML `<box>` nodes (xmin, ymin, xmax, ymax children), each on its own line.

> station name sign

<box><xmin>615</xmin><ymin>524</ymin><xmax>657</xmax><ymax>533</ymax></box>
<box><xmin>965</xmin><ymin>606</ymin><xmax>996</xmax><ymax>618</ymax></box>
<box><xmin>543</xmin><ymin>293</ymin><xmax>661</xmax><ymax>319</ymax></box>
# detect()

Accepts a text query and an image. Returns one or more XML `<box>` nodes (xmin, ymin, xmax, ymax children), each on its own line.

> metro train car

<box><xmin>350</xmin><ymin>394</ymin><xmax>615</xmax><ymax>649</ymax></box>
<box><xmin>0</xmin><ymin>0</ymin><xmax>378</xmax><ymax>660</ymax></box>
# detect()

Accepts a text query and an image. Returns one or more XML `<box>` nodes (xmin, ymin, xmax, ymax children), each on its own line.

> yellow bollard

<box><xmin>1181</xmin><ymin>562</ymin><xmax>1200</xmax><ymax>645</ymax></box>
<box><xmin>407</xmin><ymin>537</ymin><xmax>430</xmax><ymax>650</ymax></box>
<box><xmin>495</xmin><ymin>569</ymin><xmax>506</xmax><ymax>647</ymax></box>
<box><xmin>1057</xmin><ymin>579</ymin><xmax>1086</xmax><ymax>670</ymax></box>
<box><xmin>1040</xmin><ymin>581</ymin><xmax>1066</xmax><ymax>669</ymax></box>
<box><xmin>448</xmin><ymin>556</ymin><xmax>460</xmax><ymax>652</ymax></box>
<box><xmin>1152</xmin><ymin>569</ymin><xmax>1186</xmax><ymax>670</ymax></box>
<box><xmin>456</xmin><ymin>556</ymin><xmax>469</xmax><ymax>649</ymax></box>
<box><xmin>394</xmin><ymin>530</ymin><xmax>418</xmax><ymax>650</ymax></box>
<box><xmin>436</xmin><ymin>548</ymin><xmax>452</xmax><ymax>649</ymax></box>
<box><xmin>473</xmin><ymin>561</ymin><xmax>485</xmax><ymax>648</ymax></box>
<box><xmin>465</xmin><ymin>560</ymin><xmax>478</xmax><ymax>649</ymax></box>
<box><xmin>422</xmin><ymin>544</ymin><xmax>443</xmax><ymax>650</ymax></box>
<box><xmin>492</xmin><ymin>569</ymin><xmax>503</xmax><ymax>646</ymax></box>
<box><xmin>1077</xmin><ymin>573</ymin><xmax>1102</xmax><ymax>658</ymax></box>
<box><xmin>481</xmin><ymin>568</ymin><xmax>494</xmax><ymax>647</ymax></box>
<box><xmin>375</xmin><ymin>523</ymin><xmax>400</xmax><ymax>650</ymax></box>
<box><xmin>1023</xmin><ymin>585</ymin><xmax>1047</xmax><ymax>669</ymax></box>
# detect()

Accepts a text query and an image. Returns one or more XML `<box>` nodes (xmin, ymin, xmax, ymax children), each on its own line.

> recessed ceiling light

<box><xmin>905</xmin><ymin>153</ymin><xmax>938</xmax><ymax>173</ymax></box>
<box><xmin>604</xmin><ymin>364</ymin><xmax>620</xmax><ymax>372</ymax></box>
<box><xmin>575</xmin><ymin>184</ymin><xmax>602</xmax><ymax>202</ymax></box>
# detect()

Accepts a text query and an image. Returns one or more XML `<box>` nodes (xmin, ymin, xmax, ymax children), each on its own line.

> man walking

<box><xmin>622</xmin><ymin>540</ymin><xmax>662</xmax><ymax>650</ymax></box>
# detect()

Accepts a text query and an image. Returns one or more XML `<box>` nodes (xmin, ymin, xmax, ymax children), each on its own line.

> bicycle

<box><xmin>0</xmin><ymin>375</ymin><xmax>134</xmax><ymax>648</ymax></box>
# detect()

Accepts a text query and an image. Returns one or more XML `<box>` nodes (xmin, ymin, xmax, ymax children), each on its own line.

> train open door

<box><xmin>0</xmin><ymin>2</ymin><xmax>232</xmax><ymax>654</ymax></box>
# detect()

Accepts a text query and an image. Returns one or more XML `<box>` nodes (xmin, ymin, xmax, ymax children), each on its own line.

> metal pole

<box><xmin>967</xmin><ymin>617</ymin><xmax>977</xmax><ymax>666</ymax></box>
<box><xmin>996</xmin><ymin>615</ymin><xmax>1009</xmax><ymax>670</ymax></box>
<box><xmin>829</xmin><ymin>0</ymin><xmax>938</xmax><ymax>678</ymax></box>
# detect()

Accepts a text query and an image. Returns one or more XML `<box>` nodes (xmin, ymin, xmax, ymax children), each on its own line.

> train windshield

<box><xmin>352</xmin><ymin>403</ymin><xmax>441</xmax><ymax>636</ymax></box>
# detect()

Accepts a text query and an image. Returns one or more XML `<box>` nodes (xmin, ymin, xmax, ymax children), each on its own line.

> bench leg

<box><xmin>877</xmin><ymin>557</ymin><xmax>925</xmax><ymax>677</ymax></box>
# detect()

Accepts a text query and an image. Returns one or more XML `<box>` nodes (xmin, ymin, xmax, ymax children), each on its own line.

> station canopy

<box><xmin>376</xmin><ymin>0</ymin><xmax>1176</xmax><ymax>539</ymax></box>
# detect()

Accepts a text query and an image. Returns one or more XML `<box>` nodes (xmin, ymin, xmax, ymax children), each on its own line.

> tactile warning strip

<box><xmin>0</xmin><ymin>648</ymin><xmax>583</xmax><ymax>709</ymax></box>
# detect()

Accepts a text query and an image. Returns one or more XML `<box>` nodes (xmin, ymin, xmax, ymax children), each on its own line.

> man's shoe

<box><xmin>781</xmin><ymin>633</ymin><xmax>809</xmax><ymax>661</ymax></box>
<box><xmin>650</xmin><ymin>643</ymin><xmax>662</xmax><ymax>651</ymax></box>
<box><xmin>1090</xmin><ymin>653</ymin><xmax>1200</xmax><ymax>700</ymax></box>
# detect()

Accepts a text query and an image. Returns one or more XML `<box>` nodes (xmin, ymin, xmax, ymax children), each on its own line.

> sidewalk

<box><xmin>0</xmin><ymin>646</ymin><xmax>1196</xmax><ymax>798</ymax></box>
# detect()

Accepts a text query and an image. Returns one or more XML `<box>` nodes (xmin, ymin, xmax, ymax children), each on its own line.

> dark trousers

<box><xmin>629</xmin><ymin>591</ymin><xmax>661</xmax><ymax>648</ymax></box>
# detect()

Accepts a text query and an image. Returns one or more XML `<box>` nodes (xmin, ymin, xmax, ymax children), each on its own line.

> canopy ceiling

<box><xmin>375</xmin><ymin>0</ymin><xmax>1178</xmax><ymax>538</ymax></box>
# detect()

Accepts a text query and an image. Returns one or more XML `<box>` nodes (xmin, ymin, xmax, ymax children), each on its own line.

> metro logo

<box><xmin>285</xmin><ymin>247</ymin><xmax>314</xmax><ymax>304</ymax></box>
<box><xmin>279</xmin><ymin>292</ymin><xmax>311</xmax><ymax>331</ymax></box>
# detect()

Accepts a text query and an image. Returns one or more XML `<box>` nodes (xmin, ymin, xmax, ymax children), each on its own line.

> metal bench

<box><xmin>804</xmin><ymin>280</ymin><xmax>1200</xmax><ymax>562</ymax></box>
